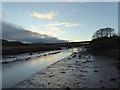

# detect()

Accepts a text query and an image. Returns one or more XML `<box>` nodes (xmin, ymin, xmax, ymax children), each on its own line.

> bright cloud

<box><xmin>47</xmin><ymin>22</ymin><xmax>68</xmax><ymax>26</ymax></box>
<box><xmin>64</xmin><ymin>23</ymin><xmax>80</xmax><ymax>27</ymax></box>
<box><xmin>47</xmin><ymin>26</ymin><xmax>60</xmax><ymax>31</ymax></box>
<box><xmin>30</xmin><ymin>12</ymin><xmax>57</xmax><ymax>20</ymax></box>
<box><xmin>47</xmin><ymin>26</ymin><xmax>64</xmax><ymax>33</ymax></box>
<box><xmin>47</xmin><ymin>22</ymin><xmax>80</xmax><ymax>27</ymax></box>
<box><xmin>26</xmin><ymin>24</ymin><xmax>64</xmax><ymax>37</ymax></box>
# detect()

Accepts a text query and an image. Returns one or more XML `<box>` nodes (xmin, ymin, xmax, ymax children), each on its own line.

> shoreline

<box><xmin>13</xmin><ymin>51</ymin><xmax>120</xmax><ymax>88</ymax></box>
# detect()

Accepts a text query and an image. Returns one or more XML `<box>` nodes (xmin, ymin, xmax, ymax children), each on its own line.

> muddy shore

<box><xmin>13</xmin><ymin>51</ymin><xmax>120</xmax><ymax>88</ymax></box>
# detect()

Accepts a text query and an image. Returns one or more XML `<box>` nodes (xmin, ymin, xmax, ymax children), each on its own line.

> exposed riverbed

<box><xmin>14</xmin><ymin>49</ymin><xmax>120</xmax><ymax>88</ymax></box>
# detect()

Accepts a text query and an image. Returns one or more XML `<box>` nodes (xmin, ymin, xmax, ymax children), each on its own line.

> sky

<box><xmin>2</xmin><ymin>0</ymin><xmax>119</xmax><ymax>2</ymax></box>
<box><xmin>2</xmin><ymin>2</ymin><xmax>118</xmax><ymax>43</ymax></box>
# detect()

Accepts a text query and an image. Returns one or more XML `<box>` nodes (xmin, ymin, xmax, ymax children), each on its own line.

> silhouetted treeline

<box><xmin>90</xmin><ymin>36</ymin><xmax>120</xmax><ymax>52</ymax></box>
<box><xmin>90</xmin><ymin>27</ymin><xmax>120</xmax><ymax>52</ymax></box>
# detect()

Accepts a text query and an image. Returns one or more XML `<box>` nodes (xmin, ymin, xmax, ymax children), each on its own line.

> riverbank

<box><xmin>13</xmin><ymin>51</ymin><xmax>120</xmax><ymax>88</ymax></box>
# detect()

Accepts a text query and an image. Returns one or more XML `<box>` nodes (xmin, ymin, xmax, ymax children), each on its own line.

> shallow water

<box><xmin>2</xmin><ymin>48</ymin><xmax>79</xmax><ymax>88</ymax></box>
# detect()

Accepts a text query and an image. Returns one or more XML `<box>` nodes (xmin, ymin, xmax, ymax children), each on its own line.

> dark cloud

<box><xmin>1</xmin><ymin>21</ymin><xmax>68</xmax><ymax>43</ymax></box>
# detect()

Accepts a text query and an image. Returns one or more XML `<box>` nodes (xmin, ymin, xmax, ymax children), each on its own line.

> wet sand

<box><xmin>14</xmin><ymin>51</ymin><xmax>120</xmax><ymax>88</ymax></box>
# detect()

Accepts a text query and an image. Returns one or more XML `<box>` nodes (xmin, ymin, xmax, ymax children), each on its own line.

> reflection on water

<box><xmin>70</xmin><ymin>48</ymin><xmax>78</xmax><ymax>53</ymax></box>
<box><xmin>2</xmin><ymin>48</ymin><xmax>78</xmax><ymax>88</ymax></box>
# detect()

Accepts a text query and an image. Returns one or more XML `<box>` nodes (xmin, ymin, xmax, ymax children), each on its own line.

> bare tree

<box><xmin>92</xmin><ymin>27</ymin><xmax>115</xmax><ymax>40</ymax></box>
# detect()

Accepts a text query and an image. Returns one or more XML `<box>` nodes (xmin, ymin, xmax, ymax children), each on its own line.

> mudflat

<box><xmin>14</xmin><ymin>52</ymin><xmax>120</xmax><ymax>88</ymax></box>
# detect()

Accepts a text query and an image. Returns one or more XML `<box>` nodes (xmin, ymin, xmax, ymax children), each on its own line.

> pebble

<box><xmin>109</xmin><ymin>78</ymin><xmax>116</xmax><ymax>81</ymax></box>
<box><xmin>26</xmin><ymin>58</ymin><xmax>29</xmax><ymax>60</ymax></box>
<box><xmin>66</xmin><ymin>87</ymin><xmax>71</xmax><ymax>90</ymax></box>
<box><xmin>61</xmin><ymin>71</ymin><xmax>65</xmax><ymax>73</ymax></box>
<box><xmin>68</xmin><ymin>58</ymin><xmax>71</xmax><ymax>60</ymax></box>
<box><xmin>94</xmin><ymin>70</ymin><xmax>99</xmax><ymax>72</ymax></box>
<box><xmin>99</xmin><ymin>80</ymin><xmax>103</xmax><ymax>82</ymax></box>
<box><xmin>101</xmin><ymin>86</ymin><xmax>105</xmax><ymax>88</ymax></box>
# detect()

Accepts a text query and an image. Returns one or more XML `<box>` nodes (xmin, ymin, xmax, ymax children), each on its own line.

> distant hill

<box><xmin>1</xmin><ymin>39</ymin><xmax>91</xmax><ymax>55</ymax></box>
<box><xmin>1</xmin><ymin>39</ymin><xmax>28</xmax><ymax>46</ymax></box>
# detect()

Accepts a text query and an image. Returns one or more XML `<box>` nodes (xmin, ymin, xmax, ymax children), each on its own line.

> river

<box><xmin>2</xmin><ymin>48</ymin><xmax>79</xmax><ymax>88</ymax></box>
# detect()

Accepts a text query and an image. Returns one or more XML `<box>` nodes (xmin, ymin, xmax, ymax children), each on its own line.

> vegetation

<box><xmin>90</xmin><ymin>36</ymin><xmax>119</xmax><ymax>52</ymax></box>
<box><xmin>90</xmin><ymin>27</ymin><xmax>120</xmax><ymax>69</ymax></box>
<box><xmin>90</xmin><ymin>27</ymin><xmax>119</xmax><ymax>52</ymax></box>
<box><xmin>92</xmin><ymin>27</ymin><xmax>117</xmax><ymax>40</ymax></box>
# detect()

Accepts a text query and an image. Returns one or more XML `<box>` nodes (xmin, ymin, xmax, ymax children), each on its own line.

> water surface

<box><xmin>2</xmin><ymin>48</ymin><xmax>78</xmax><ymax>88</ymax></box>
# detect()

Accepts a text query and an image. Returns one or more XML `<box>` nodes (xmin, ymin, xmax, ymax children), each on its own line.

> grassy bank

<box><xmin>2</xmin><ymin>45</ymin><xmax>61</xmax><ymax>55</ymax></box>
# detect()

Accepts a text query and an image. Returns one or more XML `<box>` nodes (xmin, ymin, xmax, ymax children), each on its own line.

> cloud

<box><xmin>64</xmin><ymin>23</ymin><xmax>80</xmax><ymax>27</ymax></box>
<box><xmin>47</xmin><ymin>27</ymin><xmax>64</xmax><ymax>33</ymax></box>
<box><xmin>1</xmin><ymin>21</ymin><xmax>68</xmax><ymax>43</ymax></box>
<box><xmin>47</xmin><ymin>26</ymin><xmax>64</xmax><ymax>33</ymax></box>
<box><xmin>26</xmin><ymin>24</ymin><xmax>64</xmax><ymax>37</ymax></box>
<box><xmin>44</xmin><ymin>22</ymin><xmax>80</xmax><ymax>36</ymax></box>
<box><xmin>47</xmin><ymin>22</ymin><xmax>80</xmax><ymax>27</ymax></box>
<box><xmin>47</xmin><ymin>22</ymin><xmax>68</xmax><ymax>26</ymax></box>
<box><xmin>46</xmin><ymin>26</ymin><xmax>65</xmax><ymax>36</ymax></box>
<box><xmin>30</xmin><ymin>12</ymin><xmax>57</xmax><ymax>20</ymax></box>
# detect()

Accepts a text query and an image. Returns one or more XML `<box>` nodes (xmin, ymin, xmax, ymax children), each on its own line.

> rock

<box><xmin>87</xmin><ymin>55</ymin><xmax>91</xmax><ymax>59</ymax></box>
<box><xmin>48</xmin><ymin>82</ymin><xmax>50</xmax><ymax>84</ymax></box>
<box><xmin>76</xmin><ymin>60</ymin><xmax>79</xmax><ymax>63</ymax></box>
<box><xmin>29</xmin><ymin>53</ymin><xmax>32</xmax><ymax>55</ymax></box>
<box><xmin>70</xmin><ymin>54</ymin><xmax>73</xmax><ymax>56</ymax></box>
<box><xmin>82</xmin><ymin>56</ymin><xmax>85</xmax><ymax>58</ymax></box>
<box><xmin>61</xmin><ymin>71</ymin><xmax>65</xmax><ymax>73</ymax></box>
<box><xmin>73</xmin><ymin>52</ymin><xmax>77</xmax><ymax>54</ymax></box>
<box><xmin>76</xmin><ymin>67</ymin><xmax>78</xmax><ymax>68</ymax></box>
<box><xmin>26</xmin><ymin>58</ymin><xmax>29</xmax><ymax>60</ymax></box>
<box><xmin>43</xmin><ymin>54</ymin><xmax>47</xmax><ymax>56</ymax></box>
<box><xmin>80</xmin><ymin>70</ymin><xmax>87</xmax><ymax>72</ymax></box>
<box><xmin>86</xmin><ymin>60</ymin><xmax>89</xmax><ymax>62</ymax></box>
<box><xmin>2</xmin><ymin>62</ymin><xmax>9</xmax><ymax>64</ymax></box>
<box><xmin>109</xmin><ymin>78</ymin><xmax>116</xmax><ymax>81</ymax></box>
<box><xmin>68</xmin><ymin>65</ymin><xmax>72</xmax><ymax>67</ymax></box>
<box><xmin>66</xmin><ymin>87</ymin><xmax>71</xmax><ymax>90</ymax></box>
<box><xmin>68</xmin><ymin>58</ymin><xmax>71</xmax><ymax>60</ymax></box>
<box><xmin>78</xmin><ymin>55</ymin><xmax>82</xmax><ymax>59</ymax></box>
<box><xmin>49</xmin><ymin>74</ymin><xmax>55</xmax><ymax>77</ymax></box>
<box><xmin>94</xmin><ymin>70</ymin><xmax>99</xmax><ymax>72</ymax></box>
<box><xmin>99</xmin><ymin>80</ymin><xmax>103</xmax><ymax>82</ymax></box>
<box><xmin>72</xmin><ymin>55</ymin><xmax>76</xmax><ymax>58</ymax></box>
